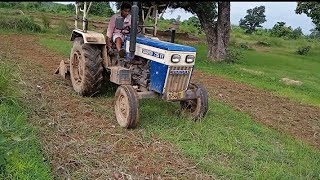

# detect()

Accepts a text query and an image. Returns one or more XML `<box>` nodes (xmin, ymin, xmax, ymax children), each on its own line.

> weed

<box><xmin>0</xmin><ymin>15</ymin><xmax>42</xmax><ymax>32</ymax></box>
<box><xmin>41</xmin><ymin>14</ymin><xmax>51</xmax><ymax>29</ymax></box>
<box><xmin>0</xmin><ymin>55</ymin><xmax>53</xmax><ymax>179</ymax></box>
<box><xmin>296</xmin><ymin>46</ymin><xmax>311</xmax><ymax>55</ymax></box>
<box><xmin>224</xmin><ymin>48</ymin><xmax>243</xmax><ymax>64</ymax></box>
<box><xmin>256</xmin><ymin>41</ymin><xmax>271</xmax><ymax>47</ymax></box>
<box><xmin>57</xmin><ymin>20</ymin><xmax>71</xmax><ymax>35</ymax></box>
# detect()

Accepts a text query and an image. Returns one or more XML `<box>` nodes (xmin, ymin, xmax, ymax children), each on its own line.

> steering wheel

<box><xmin>121</xmin><ymin>26</ymin><xmax>142</xmax><ymax>35</ymax></box>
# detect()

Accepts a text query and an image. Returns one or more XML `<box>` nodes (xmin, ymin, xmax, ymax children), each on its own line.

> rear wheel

<box><xmin>114</xmin><ymin>85</ymin><xmax>139</xmax><ymax>129</ymax></box>
<box><xmin>180</xmin><ymin>83</ymin><xmax>208</xmax><ymax>121</ymax></box>
<box><xmin>69</xmin><ymin>37</ymin><xmax>103</xmax><ymax>96</ymax></box>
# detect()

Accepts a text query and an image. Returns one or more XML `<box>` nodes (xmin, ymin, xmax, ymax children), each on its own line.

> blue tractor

<box><xmin>56</xmin><ymin>2</ymin><xmax>208</xmax><ymax>128</ymax></box>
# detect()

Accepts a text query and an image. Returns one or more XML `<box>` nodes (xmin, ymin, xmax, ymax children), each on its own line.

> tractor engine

<box><xmin>129</xmin><ymin>57</ymin><xmax>150</xmax><ymax>88</ymax></box>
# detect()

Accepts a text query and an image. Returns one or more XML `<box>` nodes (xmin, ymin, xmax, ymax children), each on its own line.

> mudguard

<box><xmin>70</xmin><ymin>29</ymin><xmax>106</xmax><ymax>44</ymax></box>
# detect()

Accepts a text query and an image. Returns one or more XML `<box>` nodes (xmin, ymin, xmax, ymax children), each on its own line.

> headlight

<box><xmin>186</xmin><ymin>55</ymin><xmax>195</xmax><ymax>63</ymax></box>
<box><xmin>171</xmin><ymin>54</ymin><xmax>181</xmax><ymax>63</ymax></box>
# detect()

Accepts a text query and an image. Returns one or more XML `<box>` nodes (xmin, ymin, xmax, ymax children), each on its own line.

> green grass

<box><xmin>38</xmin><ymin>38</ymin><xmax>72</xmax><ymax>57</ymax></box>
<box><xmin>38</xmin><ymin>34</ymin><xmax>320</xmax><ymax>179</ymax></box>
<box><xmin>0</xmin><ymin>54</ymin><xmax>53</xmax><ymax>179</ymax></box>
<box><xmin>139</xmin><ymin>99</ymin><xmax>320</xmax><ymax>179</ymax></box>
<box><xmin>195</xmin><ymin>39</ymin><xmax>320</xmax><ymax>106</ymax></box>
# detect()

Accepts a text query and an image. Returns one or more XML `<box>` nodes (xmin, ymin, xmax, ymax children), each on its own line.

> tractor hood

<box><xmin>126</xmin><ymin>36</ymin><xmax>196</xmax><ymax>52</ymax></box>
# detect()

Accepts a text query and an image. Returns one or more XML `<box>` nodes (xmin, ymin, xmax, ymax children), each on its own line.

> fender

<box><xmin>70</xmin><ymin>29</ymin><xmax>106</xmax><ymax>45</ymax></box>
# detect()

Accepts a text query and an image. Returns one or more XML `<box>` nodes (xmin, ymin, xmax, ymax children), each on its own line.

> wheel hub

<box><xmin>71</xmin><ymin>51</ymin><xmax>84</xmax><ymax>85</ymax></box>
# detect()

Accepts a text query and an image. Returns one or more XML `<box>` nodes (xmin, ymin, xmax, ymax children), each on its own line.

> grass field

<box><xmin>38</xmin><ymin>37</ymin><xmax>320</xmax><ymax>179</ymax></box>
<box><xmin>195</xmin><ymin>33</ymin><xmax>320</xmax><ymax>106</ymax></box>
<box><xmin>0</xmin><ymin>54</ymin><xmax>53</xmax><ymax>179</ymax></box>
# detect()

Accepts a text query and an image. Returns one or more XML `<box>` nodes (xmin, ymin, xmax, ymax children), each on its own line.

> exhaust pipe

<box><xmin>129</xmin><ymin>2</ymin><xmax>139</xmax><ymax>60</ymax></box>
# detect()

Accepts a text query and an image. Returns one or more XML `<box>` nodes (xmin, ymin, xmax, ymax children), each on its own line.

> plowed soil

<box><xmin>1</xmin><ymin>34</ymin><xmax>319</xmax><ymax>179</ymax></box>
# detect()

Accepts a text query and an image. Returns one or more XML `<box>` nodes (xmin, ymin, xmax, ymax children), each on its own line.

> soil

<box><xmin>0</xmin><ymin>33</ymin><xmax>320</xmax><ymax>179</ymax></box>
<box><xmin>192</xmin><ymin>71</ymin><xmax>320</xmax><ymax>148</ymax></box>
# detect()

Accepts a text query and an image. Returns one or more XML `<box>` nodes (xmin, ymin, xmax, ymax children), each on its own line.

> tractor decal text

<box><xmin>142</xmin><ymin>48</ymin><xmax>165</xmax><ymax>59</ymax></box>
<box><xmin>170</xmin><ymin>70</ymin><xmax>190</xmax><ymax>75</ymax></box>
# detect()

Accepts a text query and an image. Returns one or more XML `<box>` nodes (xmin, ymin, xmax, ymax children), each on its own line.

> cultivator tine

<box><xmin>55</xmin><ymin>59</ymin><xmax>69</xmax><ymax>79</ymax></box>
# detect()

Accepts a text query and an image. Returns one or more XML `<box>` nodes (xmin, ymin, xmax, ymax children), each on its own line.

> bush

<box><xmin>270</xmin><ymin>22</ymin><xmax>303</xmax><ymax>39</ymax></box>
<box><xmin>239</xmin><ymin>43</ymin><xmax>250</xmax><ymax>50</ymax></box>
<box><xmin>296</xmin><ymin>46</ymin><xmax>311</xmax><ymax>55</ymax></box>
<box><xmin>256</xmin><ymin>41</ymin><xmax>271</xmax><ymax>47</ymax></box>
<box><xmin>57</xmin><ymin>20</ymin><xmax>72</xmax><ymax>35</ymax></box>
<box><xmin>270</xmin><ymin>22</ymin><xmax>293</xmax><ymax>38</ymax></box>
<box><xmin>224</xmin><ymin>48</ymin><xmax>243</xmax><ymax>64</ymax></box>
<box><xmin>41</xmin><ymin>15</ymin><xmax>51</xmax><ymax>29</ymax></box>
<box><xmin>0</xmin><ymin>15</ymin><xmax>42</xmax><ymax>32</ymax></box>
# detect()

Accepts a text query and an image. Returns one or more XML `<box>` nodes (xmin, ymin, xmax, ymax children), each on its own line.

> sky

<box><xmin>55</xmin><ymin>2</ymin><xmax>315</xmax><ymax>34</ymax></box>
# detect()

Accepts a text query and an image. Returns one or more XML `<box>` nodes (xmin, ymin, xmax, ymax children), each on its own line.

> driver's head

<box><xmin>120</xmin><ymin>2</ymin><xmax>131</xmax><ymax>18</ymax></box>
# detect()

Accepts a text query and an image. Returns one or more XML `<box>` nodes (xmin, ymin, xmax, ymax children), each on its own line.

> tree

<box><xmin>309</xmin><ymin>28</ymin><xmax>320</xmax><ymax>39</ymax></box>
<box><xmin>295</xmin><ymin>2</ymin><xmax>320</xmax><ymax>31</ymax></box>
<box><xmin>176</xmin><ymin>15</ymin><xmax>181</xmax><ymax>23</ymax></box>
<box><xmin>90</xmin><ymin>2</ymin><xmax>114</xmax><ymax>17</ymax></box>
<box><xmin>239</xmin><ymin>6</ymin><xmax>266</xmax><ymax>34</ymax></box>
<box><xmin>170</xmin><ymin>2</ymin><xmax>230</xmax><ymax>60</ymax></box>
<box><xmin>291</xmin><ymin>27</ymin><xmax>303</xmax><ymax>39</ymax></box>
<box><xmin>115</xmin><ymin>1</ymin><xmax>169</xmax><ymax>25</ymax></box>
<box><xmin>270</xmin><ymin>22</ymin><xmax>303</xmax><ymax>39</ymax></box>
<box><xmin>185</xmin><ymin>16</ymin><xmax>203</xmax><ymax>34</ymax></box>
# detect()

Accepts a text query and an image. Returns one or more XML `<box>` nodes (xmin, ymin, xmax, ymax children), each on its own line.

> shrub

<box><xmin>41</xmin><ymin>15</ymin><xmax>51</xmax><ymax>29</ymax></box>
<box><xmin>57</xmin><ymin>20</ymin><xmax>72</xmax><ymax>35</ymax></box>
<box><xmin>229</xmin><ymin>38</ymin><xmax>237</xmax><ymax>47</ymax></box>
<box><xmin>0</xmin><ymin>15</ymin><xmax>42</xmax><ymax>32</ymax></box>
<box><xmin>270</xmin><ymin>22</ymin><xmax>293</xmax><ymax>38</ymax></box>
<box><xmin>239</xmin><ymin>43</ymin><xmax>250</xmax><ymax>50</ymax></box>
<box><xmin>296</xmin><ymin>46</ymin><xmax>311</xmax><ymax>55</ymax></box>
<box><xmin>256</xmin><ymin>41</ymin><xmax>271</xmax><ymax>47</ymax></box>
<box><xmin>224</xmin><ymin>48</ymin><xmax>243</xmax><ymax>64</ymax></box>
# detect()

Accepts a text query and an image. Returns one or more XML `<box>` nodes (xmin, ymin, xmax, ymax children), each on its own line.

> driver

<box><xmin>106</xmin><ymin>2</ymin><xmax>132</xmax><ymax>57</ymax></box>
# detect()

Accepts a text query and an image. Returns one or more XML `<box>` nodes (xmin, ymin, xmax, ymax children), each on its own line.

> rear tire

<box><xmin>114</xmin><ymin>85</ymin><xmax>139</xmax><ymax>129</ymax></box>
<box><xmin>180</xmin><ymin>83</ymin><xmax>208</xmax><ymax>121</ymax></box>
<box><xmin>69</xmin><ymin>37</ymin><xmax>103</xmax><ymax>96</ymax></box>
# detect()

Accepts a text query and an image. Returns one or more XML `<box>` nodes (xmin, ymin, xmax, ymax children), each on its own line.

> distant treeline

<box><xmin>0</xmin><ymin>2</ymin><xmax>114</xmax><ymax>17</ymax></box>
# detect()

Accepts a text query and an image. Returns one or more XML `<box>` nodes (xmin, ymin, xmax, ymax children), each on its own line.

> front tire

<box><xmin>69</xmin><ymin>37</ymin><xmax>103</xmax><ymax>96</ymax></box>
<box><xmin>180</xmin><ymin>83</ymin><xmax>208</xmax><ymax>121</ymax></box>
<box><xmin>114</xmin><ymin>85</ymin><xmax>139</xmax><ymax>129</ymax></box>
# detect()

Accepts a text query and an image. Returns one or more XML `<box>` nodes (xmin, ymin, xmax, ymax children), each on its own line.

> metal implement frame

<box><xmin>74</xmin><ymin>2</ymin><xmax>92</xmax><ymax>32</ymax></box>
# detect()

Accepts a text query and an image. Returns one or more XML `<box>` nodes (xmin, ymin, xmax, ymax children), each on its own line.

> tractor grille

<box><xmin>164</xmin><ymin>66</ymin><xmax>193</xmax><ymax>92</ymax></box>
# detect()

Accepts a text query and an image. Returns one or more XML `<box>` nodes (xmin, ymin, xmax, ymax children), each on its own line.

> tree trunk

<box><xmin>197</xmin><ymin>14</ymin><xmax>217</xmax><ymax>60</ymax></box>
<box><xmin>196</xmin><ymin>2</ymin><xmax>230</xmax><ymax>61</ymax></box>
<box><xmin>213</xmin><ymin>1</ymin><xmax>231</xmax><ymax>61</ymax></box>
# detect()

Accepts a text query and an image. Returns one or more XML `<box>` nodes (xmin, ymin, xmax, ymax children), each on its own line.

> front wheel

<box><xmin>114</xmin><ymin>85</ymin><xmax>139</xmax><ymax>129</ymax></box>
<box><xmin>180</xmin><ymin>83</ymin><xmax>209</xmax><ymax>121</ymax></box>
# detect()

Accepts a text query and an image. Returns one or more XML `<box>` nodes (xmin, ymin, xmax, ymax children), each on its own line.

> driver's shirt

<box><xmin>107</xmin><ymin>13</ymin><xmax>132</xmax><ymax>40</ymax></box>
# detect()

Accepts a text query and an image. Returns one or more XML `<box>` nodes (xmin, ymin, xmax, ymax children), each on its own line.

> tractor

<box><xmin>55</xmin><ymin>2</ymin><xmax>208</xmax><ymax>129</ymax></box>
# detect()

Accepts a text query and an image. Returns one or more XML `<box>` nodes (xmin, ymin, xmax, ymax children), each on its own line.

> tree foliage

<box><xmin>309</xmin><ymin>28</ymin><xmax>320</xmax><ymax>39</ymax></box>
<box><xmin>89</xmin><ymin>2</ymin><xmax>114</xmax><ymax>17</ymax></box>
<box><xmin>295</xmin><ymin>2</ymin><xmax>320</xmax><ymax>31</ymax></box>
<box><xmin>239</xmin><ymin>6</ymin><xmax>266</xmax><ymax>34</ymax></box>
<box><xmin>184</xmin><ymin>16</ymin><xmax>203</xmax><ymax>34</ymax></box>
<box><xmin>169</xmin><ymin>2</ymin><xmax>218</xmax><ymax>29</ymax></box>
<box><xmin>270</xmin><ymin>22</ymin><xmax>303</xmax><ymax>39</ymax></box>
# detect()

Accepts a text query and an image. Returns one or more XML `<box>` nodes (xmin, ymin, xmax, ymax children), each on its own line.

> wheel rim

<box><xmin>183</xmin><ymin>99</ymin><xmax>198</xmax><ymax>113</ymax></box>
<box><xmin>181</xmin><ymin>97</ymin><xmax>202</xmax><ymax>121</ymax></box>
<box><xmin>115</xmin><ymin>90</ymin><xmax>130</xmax><ymax>127</ymax></box>
<box><xmin>71</xmin><ymin>51</ymin><xmax>84</xmax><ymax>85</ymax></box>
